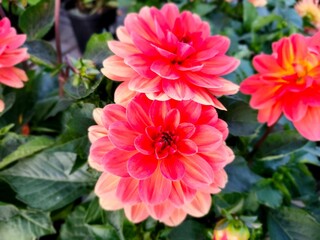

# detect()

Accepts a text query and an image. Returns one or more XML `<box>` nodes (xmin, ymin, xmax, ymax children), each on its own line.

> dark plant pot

<box><xmin>64</xmin><ymin>0</ymin><xmax>117</xmax><ymax>53</ymax></box>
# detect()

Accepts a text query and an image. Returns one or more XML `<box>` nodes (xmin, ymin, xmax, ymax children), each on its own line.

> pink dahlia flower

<box><xmin>240</xmin><ymin>32</ymin><xmax>320</xmax><ymax>141</ymax></box>
<box><xmin>88</xmin><ymin>94</ymin><xmax>234</xmax><ymax>226</ymax></box>
<box><xmin>0</xmin><ymin>17</ymin><xmax>29</xmax><ymax>88</ymax></box>
<box><xmin>102</xmin><ymin>3</ymin><xmax>239</xmax><ymax>108</ymax></box>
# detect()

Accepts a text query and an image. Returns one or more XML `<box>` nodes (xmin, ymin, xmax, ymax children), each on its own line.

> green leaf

<box><xmin>253</xmin><ymin>179</ymin><xmax>283</xmax><ymax>209</ymax></box>
<box><xmin>24</xmin><ymin>40</ymin><xmax>57</xmax><ymax>68</ymax></box>
<box><xmin>223</xmin><ymin>157</ymin><xmax>262</xmax><ymax>193</ymax></box>
<box><xmin>83</xmin><ymin>32</ymin><xmax>113</xmax><ymax>66</ymax></box>
<box><xmin>168</xmin><ymin>220</ymin><xmax>208</xmax><ymax>240</ymax></box>
<box><xmin>268</xmin><ymin>207</ymin><xmax>320</xmax><ymax>240</ymax></box>
<box><xmin>0</xmin><ymin>136</ymin><xmax>55</xmax><ymax>170</ymax></box>
<box><xmin>221</xmin><ymin>99</ymin><xmax>260</xmax><ymax>136</ymax></box>
<box><xmin>252</xmin><ymin>14</ymin><xmax>283</xmax><ymax>31</ymax></box>
<box><xmin>0</xmin><ymin>152</ymin><xmax>94</xmax><ymax>211</ymax></box>
<box><xmin>19</xmin><ymin>0</ymin><xmax>55</xmax><ymax>40</ymax></box>
<box><xmin>0</xmin><ymin>133</ymin><xmax>27</xmax><ymax>161</ymax></box>
<box><xmin>0</xmin><ymin>203</ymin><xmax>55</xmax><ymax>240</ymax></box>
<box><xmin>0</xmin><ymin>93</ymin><xmax>16</xmax><ymax>117</ymax></box>
<box><xmin>60</xmin><ymin>205</ymin><xmax>119</xmax><ymax>240</ymax></box>
<box><xmin>243</xmin><ymin>0</ymin><xmax>258</xmax><ymax>31</ymax></box>
<box><xmin>64</xmin><ymin>75</ymin><xmax>103</xmax><ymax>100</ymax></box>
<box><xmin>256</xmin><ymin>130</ymin><xmax>308</xmax><ymax>161</ymax></box>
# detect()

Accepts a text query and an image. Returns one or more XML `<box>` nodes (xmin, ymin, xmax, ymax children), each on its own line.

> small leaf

<box><xmin>0</xmin><ymin>152</ymin><xmax>95</xmax><ymax>211</ymax></box>
<box><xmin>243</xmin><ymin>1</ymin><xmax>258</xmax><ymax>31</ymax></box>
<box><xmin>83</xmin><ymin>32</ymin><xmax>114</xmax><ymax>65</ymax></box>
<box><xmin>0</xmin><ymin>203</ymin><xmax>55</xmax><ymax>240</ymax></box>
<box><xmin>268</xmin><ymin>207</ymin><xmax>320</xmax><ymax>240</ymax></box>
<box><xmin>254</xmin><ymin>179</ymin><xmax>283</xmax><ymax>209</ymax></box>
<box><xmin>223</xmin><ymin>157</ymin><xmax>262</xmax><ymax>193</ymax></box>
<box><xmin>24</xmin><ymin>40</ymin><xmax>57</xmax><ymax>68</ymax></box>
<box><xmin>19</xmin><ymin>0</ymin><xmax>55</xmax><ymax>40</ymax></box>
<box><xmin>0</xmin><ymin>136</ymin><xmax>55</xmax><ymax>170</ymax></box>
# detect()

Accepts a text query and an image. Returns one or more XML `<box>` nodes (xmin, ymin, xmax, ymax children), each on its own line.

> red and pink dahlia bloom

<box><xmin>101</xmin><ymin>3</ymin><xmax>239</xmax><ymax>108</ymax></box>
<box><xmin>0</xmin><ymin>17</ymin><xmax>29</xmax><ymax>89</ymax></box>
<box><xmin>88</xmin><ymin>94</ymin><xmax>234</xmax><ymax>226</ymax></box>
<box><xmin>240</xmin><ymin>32</ymin><xmax>320</xmax><ymax>141</ymax></box>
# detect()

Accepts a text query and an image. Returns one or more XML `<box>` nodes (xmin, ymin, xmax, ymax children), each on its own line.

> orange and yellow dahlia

<box><xmin>240</xmin><ymin>32</ymin><xmax>320</xmax><ymax>141</ymax></box>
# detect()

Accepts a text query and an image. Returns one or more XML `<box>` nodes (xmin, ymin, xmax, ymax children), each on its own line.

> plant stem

<box><xmin>248</xmin><ymin>124</ymin><xmax>275</xmax><ymax>164</ymax></box>
<box><xmin>54</xmin><ymin>0</ymin><xmax>65</xmax><ymax>96</ymax></box>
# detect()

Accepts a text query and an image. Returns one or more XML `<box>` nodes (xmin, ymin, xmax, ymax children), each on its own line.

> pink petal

<box><xmin>293</xmin><ymin>107</ymin><xmax>320</xmax><ymax>141</ymax></box>
<box><xmin>103</xmin><ymin>148</ymin><xmax>134</xmax><ymax>177</ymax></box>
<box><xmin>253</xmin><ymin>54</ymin><xmax>285</xmax><ymax>74</ymax></box>
<box><xmin>160</xmin><ymin>155</ymin><xmax>185</xmax><ymax>180</ymax></box>
<box><xmin>114</xmin><ymin>82</ymin><xmax>137</xmax><ymax>107</ymax></box>
<box><xmin>11</xmin><ymin>67</ymin><xmax>28</xmax><ymax>82</ymax></box>
<box><xmin>176</xmin><ymin>123</ymin><xmax>196</xmax><ymax>139</ymax></box>
<box><xmin>128</xmin><ymin>75</ymin><xmax>162</xmax><ymax>93</ymax></box>
<box><xmin>0</xmin><ymin>67</ymin><xmax>25</xmax><ymax>88</ymax></box>
<box><xmin>283</xmin><ymin>97</ymin><xmax>307</xmax><ymax>122</ymax></box>
<box><xmin>102</xmin><ymin>55</ymin><xmax>136</xmax><ymax>81</ymax></box>
<box><xmin>150</xmin><ymin>60</ymin><xmax>180</xmax><ymax>79</ymax></box>
<box><xmin>164</xmin><ymin>108</ymin><xmax>180</xmax><ymax>132</ymax></box>
<box><xmin>128</xmin><ymin>153</ymin><xmax>158</xmax><ymax>179</ymax></box>
<box><xmin>183</xmin><ymin>191</ymin><xmax>211</xmax><ymax>217</ymax></box>
<box><xmin>127</xmin><ymin>98</ymin><xmax>152</xmax><ymax>133</ymax></box>
<box><xmin>160</xmin><ymin>3</ymin><xmax>179</xmax><ymax>29</ymax></box>
<box><xmin>125</xmin><ymin>54</ymin><xmax>157</xmax><ymax>79</ymax></box>
<box><xmin>116</xmin><ymin>26</ymin><xmax>133</xmax><ymax>44</ymax></box>
<box><xmin>192</xmin><ymin>88</ymin><xmax>226</xmax><ymax>109</ymax></box>
<box><xmin>139</xmin><ymin>167</ymin><xmax>172</xmax><ymax>204</ymax></box>
<box><xmin>276</xmin><ymin>38</ymin><xmax>294</xmax><ymax>68</ymax></box>
<box><xmin>257</xmin><ymin>102</ymin><xmax>282</xmax><ymax>126</ymax></box>
<box><xmin>176</xmin><ymin>101</ymin><xmax>201</xmax><ymax>123</ymax></box>
<box><xmin>134</xmin><ymin>134</ymin><xmax>154</xmax><ymax>155</ymax></box>
<box><xmin>202</xmin><ymin>56</ymin><xmax>240</xmax><ymax>76</ymax></box>
<box><xmin>116</xmin><ymin>177</ymin><xmax>140</xmax><ymax>204</ymax></box>
<box><xmin>92</xmin><ymin>108</ymin><xmax>103</xmax><ymax>126</ymax></box>
<box><xmin>185</xmin><ymin>72</ymin><xmax>223</xmax><ymax>88</ymax></box>
<box><xmin>88</xmin><ymin>125</ymin><xmax>107</xmax><ymax>143</ymax></box>
<box><xmin>196</xmin><ymin>105</ymin><xmax>218</xmax><ymax>125</ymax></box>
<box><xmin>109</xmin><ymin>121</ymin><xmax>138</xmax><ymax>151</ymax></box>
<box><xmin>162</xmin><ymin>79</ymin><xmax>195</xmax><ymax>100</ymax></box>
<box><xmin>94</xmin><ymin>173</ymin><xmax>120</xmax><ymax>196</ymax></box>
<box><xmin>102</xmin><ymin>104</ymin><xmax>126</xmax><ymax>129</ymax></box>
<box><xmin>0</xmin><ymin>48</ymin><xmax>28</xmax><ymax>67</ymax></box>
<box><xmin>199</xmin><ymin>145</ymin><xmax>234</xmax><ymax>171</ymax></box>
<box><xmin>190</xmin><ymin>125</ymin><xmax>222</xmax><ymax>152</ymax></box>
<box><xmin>181</xmin><ymin>154</ymin><xmax>214</xmax><ymax>189</ymax></box>
<box><xmin>177</xmin><ymin>139</ymin><xmax>198</xmax><ymax>156</ymax></box>
<box><xmin>149</xmin><ymin>100</ymin><xmax>170</xmax><ymax>126</ymax></box>
<box><xmin>162</xmin><ymin>208</ymin><xmax>187</xmax><ymax>227</ymax></box>
<box><xmin>108</xmin><ymin>41</ymin><xmax>139</xmax><ymax>58</ymax></box>
<box><xmin>0</xmin><ymin>99</ymin><xmax>4</xmax><ymax>113</ymax></box>
<box><xmin>124</xmin><ymin>203</ymin><xmax>149</xmax><ymax>223</ymax></box>
<box><xmin>99</xmin><ymin>192</ymin><xmax>123</xmax><ymax>211</ymax></box>
<box><xmin>147</xmin><ymin>201</ymin><xmax>175</xmax><ymax>221</ymax></box>
<box><xmin>208</xmin><ymin>79</ymin><xmax>239</xmax><ymax>96</ymax></box>
<box><xmin>249</xmin><ymin>87</ymin><xmax>277</xmax><ymax>109</ymax></box>
<box><xmin>291</xmin><ymin>34</ymin><xmax>307</xmax><ymax>61</ymax></box>
<box><xmin>89</xmin><ymin>136</ymin><xmax>114</xmax><ymax>170</ymax></box>
<box><xmin>169</xmin><ymin>181</ymin><xmax>196</xmax><ymax>206</ymax></box>
<box><xmin>176</xmin><ymin>42</ymin><xmax>195</xmax><ymax>60</ymax></box>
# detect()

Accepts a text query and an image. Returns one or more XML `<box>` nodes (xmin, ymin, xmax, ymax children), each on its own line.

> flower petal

<box><xmin>102</xmin><ymin>104</ymin><xmax>127</xmax><ymax>129</ymax></box>
<box><xmin>124</xmin><ymin>203</ymin><xmax>149</xmax><ymax>223</ymax></box>
<box><xmin>190</xmin><ymin>125</ymin><xmax>222</xmax><ymax>152</ymax></box>
<box><xmin>183</xmin><ymin>192</ymin><xmax>211</xmax><ymax>217</ymax></box>
<box><xmin>169</xmin><ymin>181</ymin><xmax>196</xmax><ymax>206</ymax></box>
<box><xmin>139</xmin><ymin>167</ymin><xmax>172</xmax><ymax>204</ymax></box>
<box><xmin>162</xmin><ymin>208</ymin><xmax>187</xmax><ymax>227</ymax></box>
<box><xmin>177</xmin><ymin>139</ymin><xmax>198</xmax><ymax>156</ymax></box>
<box><xmin>103</xmin><ymin>148</ymin><xmax>134</xmax><ymax>177</ymax></box>
<box><xmin>160</xmin><ymin>155</ymin><xmax>185</xmax><ymax>180</ymax></box>
<box><xmin>134</xmin><ymin>134</ymin><xmax>154</xmax><ymax>155</ymax></box>
<box><xmin>293</xmin><ymin>107</ymin><xmax>320</xmax><ymax>141</ymax></box>
<box><xmin>116</xmin><ymin>177</ymin><xmax>140</xmax><ymax>204</ymax></box>
<box><xmin>162</xmin><ymin>79</ymin><xmax>195</xmax><ymax>100</ymax></box>
<box><xmin>128</xmin><ymin>153</ymin><xmax>158</xmax><ymax>179</ymax></box>
<box><xmin>151</xmin><ymin>60</ymin><xmax>180</xmax><ymax>79</ymax></box>
<box><xmin>109</xmin><ymin>121</ymin><xmax>138</xmax><ymax>151</ymax></box>
<box><xmin>114</xmin><ymin>82</ymin><xmax>137</xmax><ymax>107</ymax></box>
<box><xmin>127</xmin><ymin>98</ymin><xmax>152</xmax><ymax>133</ymax></box>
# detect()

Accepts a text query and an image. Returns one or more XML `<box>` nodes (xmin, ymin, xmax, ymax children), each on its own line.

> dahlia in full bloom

<box><xmin>213</xmin><ymin>219</ymin><xmax>250</xmax><ymax>240</ymax></box>
<box><xmin>101</xmin><ymin>3</ymin><xmax>239</xmax><ymax>108</ymax></box>
<box><xmin>295</xmin><ymin>0</ymin><xmax>320</xmax><ymax>30</ymax></box>
<box><xmin>0</xmin><ymin>17</ymin><xmax>29</xmax><ymax>88</ymax></box>
<box><xmin>240</xmin><ymin>32</ymin><xmax>320</xmax><ymax>141</ymax></box>
<box><xmin>88</xmin><ymin>94</ymin><xmax>234</xmax><ymax>226</ymax></box>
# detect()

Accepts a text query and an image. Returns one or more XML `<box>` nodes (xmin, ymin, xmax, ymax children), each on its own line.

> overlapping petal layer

<box><xmin>0</xmin><ymin>18</ymin><xmax>29</xmax><ymax>88</ymax></box>
<box><xmin>101</xmin><ymin>3</ymin><xmax>239</xmax><ymax>108</ymax></box>
<box><xmin>240</xmin><ymin>32</ymin><xmax>320</xmax><ymax>141</ymax></box>
<box><xmin>89</xmin><ymin>94</ymin><xmax>234</xmax><ymax>225</ymax></box>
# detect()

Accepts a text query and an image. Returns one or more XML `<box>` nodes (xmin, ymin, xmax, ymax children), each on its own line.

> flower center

<box><xmin>154</xmin><ymin>131</ymin><xmax>177</xmax><ymax>159</ymax></box>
